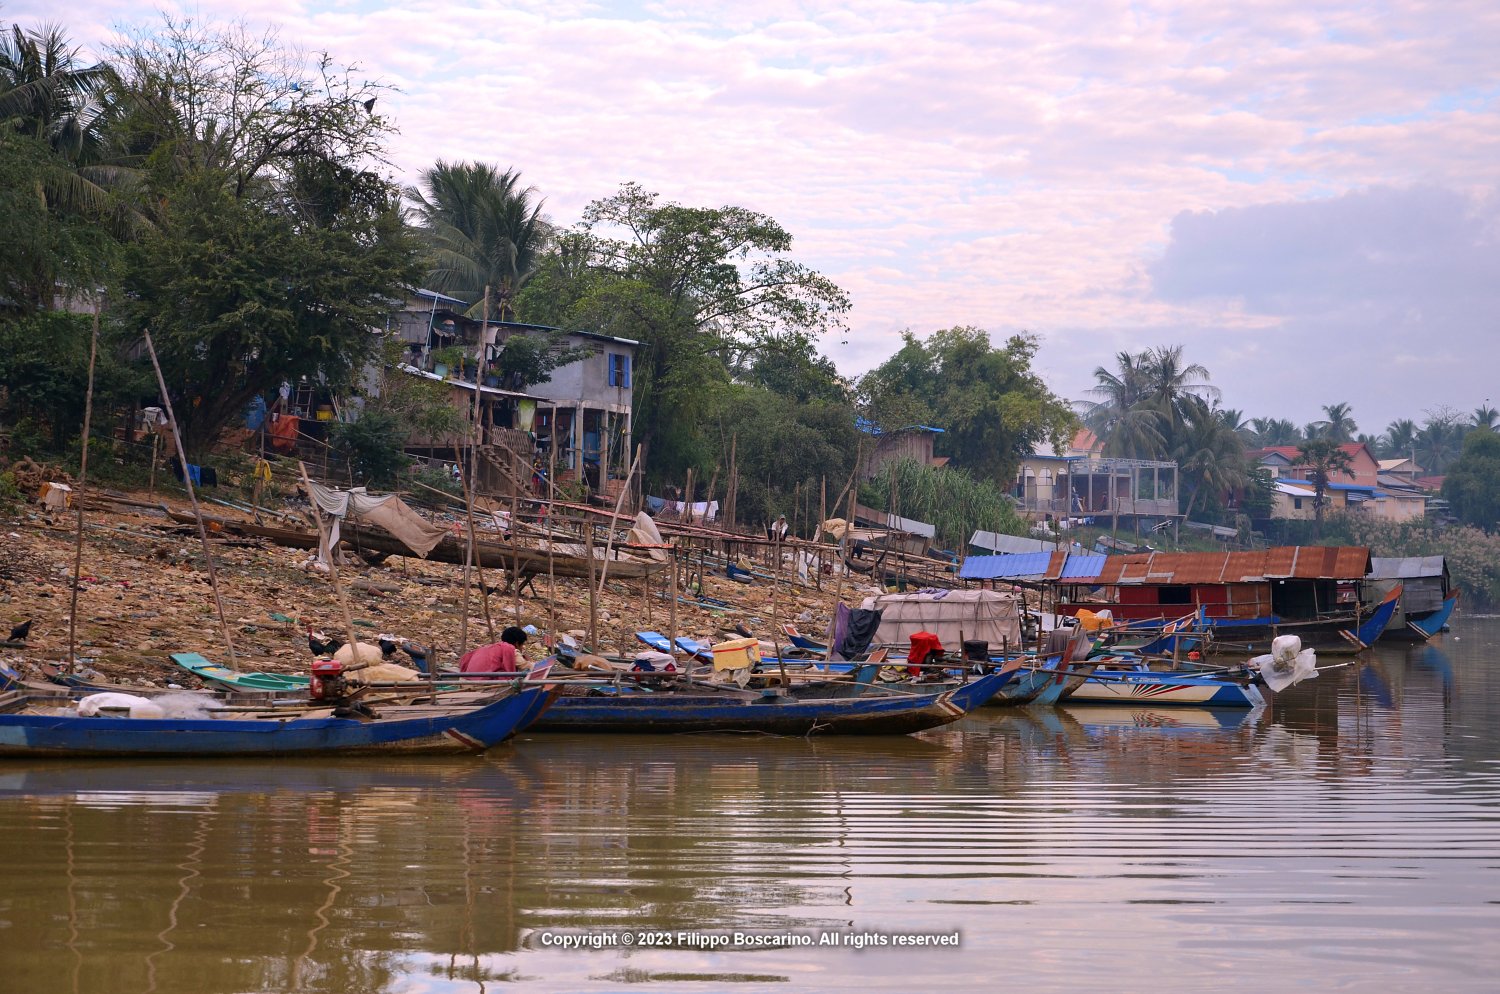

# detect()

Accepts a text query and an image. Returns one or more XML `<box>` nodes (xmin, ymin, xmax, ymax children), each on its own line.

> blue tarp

<box><xmin>958</xmin><ymin>552</ymin><xmax>1106</xmax><ymax>582</ymax></box>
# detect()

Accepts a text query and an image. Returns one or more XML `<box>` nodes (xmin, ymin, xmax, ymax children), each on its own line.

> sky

<box><xmin>15</xmin><ymin>0</ymin><xmax>1500</xmax><ymax>434</ymax></box>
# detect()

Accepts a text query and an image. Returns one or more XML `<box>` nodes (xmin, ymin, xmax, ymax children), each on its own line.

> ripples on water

<box><xmin>3</xmin><ymin>620</ymin><xmax>1500</xmax><ymax>992</ymax></box>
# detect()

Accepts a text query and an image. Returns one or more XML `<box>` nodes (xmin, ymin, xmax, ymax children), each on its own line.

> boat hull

<box><xmin>1381</xmin><ymin>591</ymin><xmax>1460</xmax><ymax>642</ymax></box>
<box><xmin>530</xmin><ymin>672</ymin><xmax>1009</xmax><ymax>735</ymax></box>
<box><xmin>1067</xmin><ymin>672</ymin><xmax>1264</xmax><ymax>708</ymax></box>
<box><xmin>0</xmin><ymin>687</ymin><xmax>547</xmax><ymax>757</ymax></box>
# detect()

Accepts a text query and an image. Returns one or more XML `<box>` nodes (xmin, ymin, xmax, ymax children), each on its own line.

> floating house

<box><xmin>1367</xmin><ymin>556</ymin><xmax>1459</xmax><ymax>641</ymax></box>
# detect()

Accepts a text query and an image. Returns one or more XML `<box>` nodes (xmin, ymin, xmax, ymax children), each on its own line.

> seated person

<box><xmin>458</xmin><ymin>626</ymin><xmax>528</xmax><ymax>677</ymax></box>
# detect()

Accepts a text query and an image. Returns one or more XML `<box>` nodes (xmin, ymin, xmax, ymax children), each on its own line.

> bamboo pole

<box><xmin>298</xmin><ymin>461</ymin><xmax>359</xmax><ymax>657</ymax></box>
<box><xmin>64</xmin><ymin>300</ymin><xmax>101</xmax><ymax>671</ymax></box>
<box><xmin>586</xmin><ymin>521</ymin><xmax>598</xmax><ymax>649</ymax></box>
<box><xmin>595</xmin><ymin>444</ymin><xmax>643</xmax><ymax>596</ymax></box>
<box><xmin>668</xmin><ymin>545</ymin><xmax>679</xmax><ymax>662</ymax></box>
<box><xmin>142</xmin><ymin>328</ymin><xmax>237</xmax><ymax>669</ymax></box>
<box><xmin>547</xmin><ymin>436</ymin><xmax>558</xmax><ymax>640</ymax></box>
<box><xmin>458</xmin><ymin>288</ymin><xmax>491</xmax><ymax>654</ymax></box>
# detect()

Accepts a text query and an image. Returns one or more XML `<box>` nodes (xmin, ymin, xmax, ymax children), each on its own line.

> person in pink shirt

<box><xmin>458</xmin><ymin>626</ymin><xmax>528</xmax><ymax>677</ymax></box>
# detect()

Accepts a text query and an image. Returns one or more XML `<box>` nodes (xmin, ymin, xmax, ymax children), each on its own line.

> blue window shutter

<box><xmin>623</xmin><ymin>354</ymin><xmax>632</xmax><ymax>388</ymax></box>
<box><xmin>607</xmin><ymin>354</ymin><xmax>618</xmax><ymax>387</ymax></box>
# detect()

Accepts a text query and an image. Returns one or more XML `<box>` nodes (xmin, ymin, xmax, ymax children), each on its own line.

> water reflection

<box><xmin>3</xmin><ymin>621</ymin><xmax>1500</xmax><ymax>991</ymax></box>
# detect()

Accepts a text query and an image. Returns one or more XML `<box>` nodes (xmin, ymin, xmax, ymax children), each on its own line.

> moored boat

<box><xmin>528</xmin><ymin>669</ymin><xmax>1012</xmax><ymax>735</ymax></box>
<box><xmin>0</xmin><ymin>683</ymin><xmax>552</xmax><ymax>757</ymax></box>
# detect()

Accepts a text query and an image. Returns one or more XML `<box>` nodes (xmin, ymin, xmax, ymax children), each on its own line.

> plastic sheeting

<box><xmin>1251</xmin><ymin>634</ymin><xmax>1318</xmax><ymax>693</ymax></box>
<box><xmin>862</xmin><ymin>589</ymin><xmax>1023</xmax><ymax>650</ymax></box>
<box><xmin>305</xmin><ymin>482</ymin><xmax>448</xmax><ymax>560</ymax></box>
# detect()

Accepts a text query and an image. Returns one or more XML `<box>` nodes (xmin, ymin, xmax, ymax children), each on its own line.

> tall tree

<box><xmin>1383</xmin><ymin>418</ymin><xmax>1418</xmax><ymax>460</ymax></box>
<box><xmin>516</xmin><ymin>182</ymin><xmax>850</xmax><ymax>484</ymax></box>
<box><xmin>1175</xmin><ymin>397</ymin><xmax>1250</xmax><ymax>519</ymax></box>
<box><xmin>1416</xmin><ymin>409</ymin><xmax>1465</xmax><ymax>475</ymax></box>
<box><xmin>1470</xmin><ymin>404</ymin><xmax>1498</xmax><ymax>431</ymax></box>
<box><xmin>1316</xmin><ymin>402</ymin><xmax>1358</xmax><ymax>443</ymax></box>
<box><xmin>857</xmin><ymin>327</ymin><xmax>1076</xmax><ymax>485</ymax></box>
<box><xmin>407</xmin><ymin>161</ymin><xmax>549</xmax><ymax>319</ymax></box>
<box><xmin>1443</xmin><ymin>429</ymin><xmax>1500</xmax><ymax>529</ymax></box>
<box><xmin>1296</xmin><ymin>439</ymin><xmax>1355</xmax><ymax>539</ymax></box>
<box><xmin>1082</xmin><ymin>345</ymin><xmax>1217</xmax><ymax>458</ymax></box>
<box><xmin>1251</xmin><ymin>417</ymin><xmax>1302</xmax><ymax>447</ymax></box>
<box><xmin>108</xmin><ymin>19</ymin><xmax>419</xmax><ymax>456</ymax></box>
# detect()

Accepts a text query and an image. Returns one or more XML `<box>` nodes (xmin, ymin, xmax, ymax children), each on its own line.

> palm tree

<box><xmin>1470</xmin><ymin>404</ymin><xmax>1498</xmax><ymax>431</ymax></box>
<box><xmin>1176</xmin><ymin>397</ymin><xmax>1249</xmax><ymax>518</ymax></box>
<box><xmin>1216</xmin><ymin>407</ymin><xmax>1258</xmax><ymax>443</ymax></box>
<box><xmin>1252</xmin><ymin>417</ymin><xmax>1302</xmax><ymax>447</ymax></box>
<box><xmin>1082</xmin><ymin>350</ymin><xmax>1167</xmax><ymax>458</ymax></box>
<box><xmin>1319</xmin><ymin>402</ymin><xmax>1357</xmax><ymax>442</ymax></box>
<box><xmin>1296</xmin><ymin>439</ymin><xmax>1355</xmax><ymax>539</ymax></box>
<box><xmin>407</xmin><ymin>160</ymin><xmax>550</xmax><ymax>320</ymax></box>
<box><xmin>1416</xmin><ymin>417</ymin><xmax>1466</xmax><ymax>475</ymax></box>
<box><xmin>1383</xmin><ymin>418</ymin><xmax>1418</xmax><ymax>460</ymax></box>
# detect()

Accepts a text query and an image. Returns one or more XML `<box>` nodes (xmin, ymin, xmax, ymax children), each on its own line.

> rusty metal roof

<box><xmin>1095</xmin><ymin>546</ymin><xmax>1370</xmax><ymax>585</ymax></box>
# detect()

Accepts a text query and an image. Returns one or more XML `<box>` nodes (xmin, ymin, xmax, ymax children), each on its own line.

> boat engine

<box><xmin>309</xmin><ymin>659</ymin><xmax>350</xmax><ymax>703</ymax></box>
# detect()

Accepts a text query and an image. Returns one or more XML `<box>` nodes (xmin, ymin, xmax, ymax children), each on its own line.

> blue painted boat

<box><xmin>529</xmin><ymin>670</ymin><xmax>1012</xmax><ymax>735</ymax></box>
<box><xmin>0</xmin><ymin>683</ymin><xmax>551</xmax><ymax>757</ymax></box>
<box><xmin>1402</xmin><ymin>590</ymin><xmax>1460</xmax><ymax>641</ymax></box>
<box><xmin>1196</xmin><ymin>585</ymin><xmax>1402</xmax><ymax>655</ymax></box>
<box><xmin>1067</xmin><ymin>665</ymin><xmax>1265</xmax><ymax>708</ymax></box>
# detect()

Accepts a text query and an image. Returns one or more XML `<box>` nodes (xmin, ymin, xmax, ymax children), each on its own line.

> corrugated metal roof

<box><xmin>959</xmin><ymin>552</ymin><xmax>1056</xmax><ymax>580</ymax></box>
<box><xmin>1095</xmin><ymin>546</ymin><xmax>1371</xmax><ymax>585</ymax></box>
<box><xmin>853</xmin><ymin>504</ymin><xmax>937</xmax><ymax>539</ymax></box>
<box><xmin>1369</xmin><ymin>556</ymin><xmax>1446</xmax><ymax>580</ymax></box>
<box><xmin>1059</xmin><ymin>554</ymin><xmax>1106</xmax><ymax>580</ymax></box>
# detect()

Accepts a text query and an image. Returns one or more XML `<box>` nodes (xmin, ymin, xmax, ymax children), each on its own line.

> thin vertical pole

<box><xmin>460</xmin><ymin>288</ymin><xmax>491</xmax><ymax>654</ymax></box>
<box><xmin>143</xmin><ymin>328</ymin><xmax>236</xmax><ymax>668</ymax></box>
<box><xmin>596</xmin><ymin>444</ymin><xmax>643</xmax><ymax>595</ymax></box>
<box><xmin>65</xmin><ymin>301</ymin><xmax>101</xmax><ymax>671</ymax></box>
<box><xmin>586</xmin><ymin>521</ymin><xmax>598</xmax><ymax>649</ymax></box>
<box><xmin>299</xmin><ymin>461</ymin><xmax>359</xmax><ymax>656</ymax></box>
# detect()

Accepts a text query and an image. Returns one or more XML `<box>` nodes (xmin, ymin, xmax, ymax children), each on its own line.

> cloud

<box><xmin>8</xmin><ymin>0</ymin><xmax>1500</xmax><ymax>428</ymax></box>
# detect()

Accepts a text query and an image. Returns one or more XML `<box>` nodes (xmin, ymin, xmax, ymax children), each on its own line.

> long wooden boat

<box><xmin>528</xmin><ymin>670</ymin><xmax>1012</xmax><ymax>735</ymax></box>
<box><xmin>1197</xmin><ymin>586</ymin><xmax>1401</xmax><ymax>656</ymax></box>
<box><xmin>0</xmin><ymin>683</ymin><xmax>551</xmax><ymax>757</ymax></box>
<box><xmin>166</xmin><ymin>509</ymin><xmax>665</xmax><ymax>581</ymax></box>
<box><xmin>1387</xmin><ymin>590</ymin><xmax>1460</xmax><ymax>642</ymax></box>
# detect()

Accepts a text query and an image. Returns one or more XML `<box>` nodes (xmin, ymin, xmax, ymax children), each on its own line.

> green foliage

<box><xmin>714</xmin><ymin>386</ymin><xmax>859</xmax><ymax>528</ymax></box>
<box><xmin>0</xmin><ymin>311</ymin><xmax>143</xmax><ymax>450</ymax></box>
<box><xmin>1295</xmin><ymin>438</ymin><xmax>1355</xmax><ymax>538</ymax></box>
<box><xmin>517</xmin><ymin>182</ymin><xmax>850</xmax><ymax>489</ymax></box>
<box><xmin>0</xmin><ymin>470</ymin><xmax>20</xmax><ymax>513</ymax></box>
<box><xmin>859</xmin><ymin>458</ymin><xmax>1026</xmax><ymax>549</ymax></box>
<box><xmin>1241</xmin><ymin>467</ymin><xmax>1277</xmax><ymax>520</ymax></box>
<box><xmin>330</xmin><ymin>409</ymin><xmax>410</xmax><ymax>486</ymax></box>
<box><xmin>857</xmin><ymin>327</ymin><xmax>1076</xmax><ymax>486</ymax></box>
<box><xmin>1443</xmin><ymin>429</ymin><xmax>1500</xmax><ymax>530</ymax></box>
<box><xmin>1322</xmin><ymin>514</ymin><xmax>1500</xmax><ymax>608</ymax></box>
<box><xmin>407</xmin><ymin>161</ymin><xmax>551</xmax><ymax>319</ymax></box>
<box><xmin>115</xmin><ymin>167</ymin><xmax>420</xmax><ymax>457</ymax></box>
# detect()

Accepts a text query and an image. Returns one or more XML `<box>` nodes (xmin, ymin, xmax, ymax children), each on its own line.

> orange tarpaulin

<box><xmin>269</xmin><ymin>414</ymin><xmax>299</xmax><ymax>453</ymax></box>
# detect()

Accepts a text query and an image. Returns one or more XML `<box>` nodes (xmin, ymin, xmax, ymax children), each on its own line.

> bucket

<box><xmin>711</xmin><ymin>637</ymin><xmax>761</xmax><ymax>671</ymax></box>
<box><xmin>962</xmin><ymin>640</ymin><xmax>989</xmax><ymax>662</ymax></box>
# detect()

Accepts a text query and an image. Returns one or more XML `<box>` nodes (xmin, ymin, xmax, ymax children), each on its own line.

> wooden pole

<box><xmin>547</xmin><ymin>436</ymin><xmax>558</xmax><ymax>640</ymax></box>
<box><xmin>596</xmin><ymin>444</ymin><xmax>643</xmax><ymax>596</ymax></box>
<box><xmin>458</xmin><ymin>467</ymin><xmax>496</xmax><ymax>643</ymax></box>
<box><xmin>822</xmin><ymin>484</ymin><xmax>859</xmax><ymax>656</ymax></box>
<box><xmin>142</xmin><ymin>328</ymin><xmax>238</xmax><ymax>669</ymax></box>
<box><xmin>586</xmin><ymin>520</ymin><xmax>598</xmax><ymax>649</ymax></box>
<box><xmin>668</xmin><ymin>545</ymin><xmax>679</xmax><ymax>662</ymax></box>
<box><xmin>458</xmin><ymin>288</ymin><xmax>491</xmax><ymax>654</ymax></box>
<box><xmin>297</xmin><ymin>461</ymin><xmax>360</xmax><ymax>658</ymax></box>
<box><xmin>148</xmin><ymin>432</ymin><xmax>159</xmax><ymax>497</ymax></box>
<box><xmin>682</xmin><ymin>468</ymin><xmax>695</xmax><ymax>525</ymax></box>
<box><xmin>64</xmin><ymin>300</ymin><xmax>101</xmax><ymax>671</ymax></box>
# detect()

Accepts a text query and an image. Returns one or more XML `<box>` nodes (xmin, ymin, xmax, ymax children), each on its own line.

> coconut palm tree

<box><xmin>407</xmin><ymin>160</ymin><xmax>550</xmax><ymax>320</ymax></box>
<box><xmin>1470</xmin><ymin>404</ymin><xmax>1498</xmax><ymax>431</ymax></box>
<box><xmin>1318</xmin><ymin>402</ymin><xmax>1358</xmax><ymax>443</ymax></box>
<box><xmin>1176</xmin><ymin>396</ymin><xmax>1249</xmax><ymax>518</ymax></box>
<box><xmin>0</xmin><ymin>23</ymin><xmax>132</xmax><ymax>229</ymax></box>
<box><xmin>1383</xmin><ymin>418</ymin><xmax>1418</xmax><ymax>460</ymax></box>
<box><xmin>1251</xmin><ymin>417</ymin><xmax>1301</xmax><ymax>447</ymax></box>
<box><xmin>1296</xmin><ymin>439</ymin><xmax>1354</xmax><ymax>539</ymax></box>
<box><xmin>1416</xmin><ymin>416</ymin><xmax>1466</xmax><ymax>475</ymax></box>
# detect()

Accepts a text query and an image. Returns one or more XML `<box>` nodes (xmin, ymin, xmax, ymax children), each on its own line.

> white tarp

<box><xmin>305</xmin><ymin>481</ymin><xmax>449</xmax><ymax>560</ymax></box>
<box><xmin>861</xmin><ymin>589</ymin><xmax>1023</xmax><ymax>650</ymax></box>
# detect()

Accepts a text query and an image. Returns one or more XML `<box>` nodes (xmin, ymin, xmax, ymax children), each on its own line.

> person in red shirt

<box><xmin>458</xmin><ymin>626</ymin><xmax>528</xmax><ymax>677</ymax></box>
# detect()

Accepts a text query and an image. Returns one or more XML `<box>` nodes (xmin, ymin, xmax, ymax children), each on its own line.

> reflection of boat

<box><xmin>0</xmin><ymin>684</ymin><xmax>552</xmax><ymax>757</ymax></box>
<box><xmin>1060</xmin><ymin>705</ymin><xmax>1256</xmax><ymax>732</ymax></box>
<box><xmin>529</xmin><ymin>670</ymin><xmax>1013</xmax><ymax>735</ymax></box>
